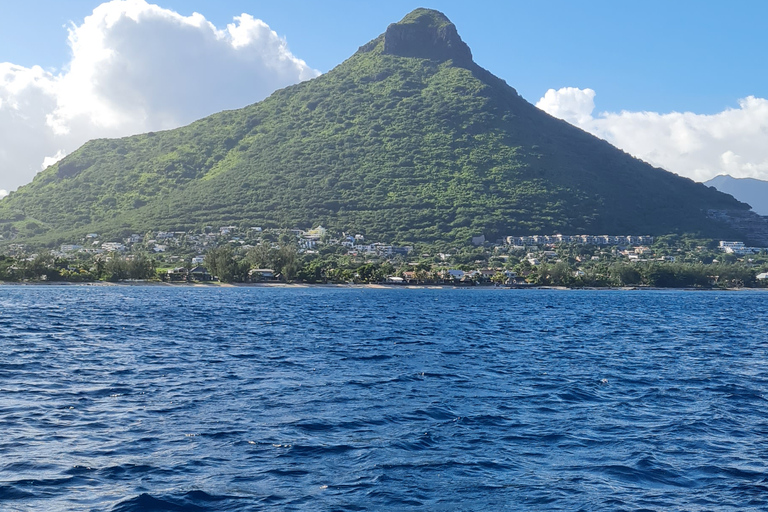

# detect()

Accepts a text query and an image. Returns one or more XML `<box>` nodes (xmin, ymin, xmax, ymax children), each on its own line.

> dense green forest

<box><xmin>0</xmin><ymin>9</ymin><xmax>750</xmax><ymax>247</ymax></box>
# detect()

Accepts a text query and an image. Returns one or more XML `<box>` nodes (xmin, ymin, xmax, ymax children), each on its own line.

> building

<box><xmin>189</xmin><ymin>266</ymin><xmax>212</xmax><ymax>281</ymax></box>
<box><xmin>719</xmin><ymin>241</ymin><xmax>748</xmax><ymax>254</ymax></box>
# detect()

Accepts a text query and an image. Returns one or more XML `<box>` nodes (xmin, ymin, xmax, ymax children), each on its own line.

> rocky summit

<box><xmin>0</xmin><ymin>9</ymin><xmax>760</xmax><ymax>246</ymax></box>
<box><xmin>381</xmin><ymin>9</ymin><xmax>473</xmax><ymax>65</ymax></box>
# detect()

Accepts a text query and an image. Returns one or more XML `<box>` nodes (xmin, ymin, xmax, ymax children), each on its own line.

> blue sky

<box><xmin>1</xmin><ymin>0</ymin><xmax>768</xmax><ymax>194</ymax></box>
<box><xmin>3</xmin><ymin>0</ymin><xmax>766</xmax><ymax>113</ymax></box>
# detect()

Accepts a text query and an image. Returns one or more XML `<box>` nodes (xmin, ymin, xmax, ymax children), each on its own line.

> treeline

<box><xmin>1</xmin><ymin>248</ymin><xmax>766</xmax><ymax>289</ymax></box>
<box><xmin>0</xmin><ymin>253</ymin><xmax>156</xmax><ymax>282</ymax></box>
<box><xmin>203</xmin><ymin>244</ymin><xmax>395</xmax><ymax>284</ymax></box>
<box><xmin>527</xmin><ymin>261</ymin><xmax>763</xmax><ymax>288</ymax></box>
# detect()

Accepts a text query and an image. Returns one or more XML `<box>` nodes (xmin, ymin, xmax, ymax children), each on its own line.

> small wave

<box><xmin>111</xmin><ymin>491</ymin><xmax>240</xmax><ymax>512</ymax></box>
<box><xmin>0</xmin><ymin>483</ymin><xmax>35</xmax><ymax>500</ymax></box>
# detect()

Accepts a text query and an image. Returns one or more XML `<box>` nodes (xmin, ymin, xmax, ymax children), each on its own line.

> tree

<box><xmin>104</xmin><ymin>257</ymin><xmax>129</xmax><ymax>282</ymax></box>
<box><xmin>246</xmin><ymin>243</ymin><xmax>274</xmax><ymax>269</ymax></box>
<box><xmin>205</xmin><ymin>246</ymin><xmax>248</xmax><ymax>282</ymax></box>
<box><xmin>610</xmin><ymin>263</ymin><xmax>642</xmax><ymax>286</ymax></box>
<box><xmin>128</xmin><ymin>253</ymin><xmax>156</xmax><ymax>279</ymax></box>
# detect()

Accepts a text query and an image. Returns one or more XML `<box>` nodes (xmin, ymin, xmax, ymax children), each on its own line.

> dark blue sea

<box><xmin>1</xmin><ymin>286</ymin><xmax>768</xmax><ymax>511</ymax></box>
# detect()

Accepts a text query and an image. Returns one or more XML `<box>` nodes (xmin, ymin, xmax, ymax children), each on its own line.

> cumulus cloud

<box><xmin>536</xmin><ymin>87</ymin><xmax>596</xmax><ymax>125</ymax></box>
<box><xmin>0</xmin><ymin>0</ymin><xmax>318</xmax><ymax>193</ymax></box>
<box><xmin>536</xmin><ymin>87</ymin><xmax>768</xmax><ymax>183</ymax></box>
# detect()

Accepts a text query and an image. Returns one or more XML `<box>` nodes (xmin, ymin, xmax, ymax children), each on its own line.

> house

<box><xmin>166</xmin><ymin>267</ymin><xmax>189</xmax><ymax>282</ymax></box>
<box><xmin>757</xmin><ymin>272</ymin><xmax>768</xmax><ymax>280</ymax></box>
<box><xmin>385</xmin><ymin>276</ymin><xmax>405</xmax><ymax>284</ymax></box>
<box><xmin>299</xmin><ymin>239</ymin><xmax>318</xmax><ymax>249</ymax></box>
<box><xmin>248</xmin><ymin>268</ymin><xmax>276</xmax><ymax>282</ymax></box>
<box><xmin>102</xmin><ymin>242</ymin><xmax>126</xmax><ymax>252</ymax></box>
<box><xmin>191</xmin><ymin>255</ymin><xmax>205</xmax><ymax>265</ymax></box>
<box><xmin>189</xmin><ymin>266</ymin><xmax>212</xmax><ymax>281</ymax></box>
<box><xmin>307</xmin><ymin>225</ymin><xmax>327</xmax><ymax>237</ymax></box>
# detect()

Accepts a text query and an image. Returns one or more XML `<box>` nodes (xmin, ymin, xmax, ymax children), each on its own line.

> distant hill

<box><xmin>705</xmin><ymin>175</ymin><xmax>768</xmax><ymax>216</ymax></box>
<box><xmin>0</xmin><ymin>8</ymin><xmax>755</xmax><ymax>246</ymax></box>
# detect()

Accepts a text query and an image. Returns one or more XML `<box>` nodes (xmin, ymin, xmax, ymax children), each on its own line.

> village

<box><xmin>1</xmin><ymin>224</ymin><xmax>766</xmax><ymax>287</ymax></box>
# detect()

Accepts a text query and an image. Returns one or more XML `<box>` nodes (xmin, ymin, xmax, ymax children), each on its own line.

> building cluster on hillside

<box><xmin>3</xmin><ymin>221</ymin><xmax>768</xmax><ymax>287</ymax></box>
<box><xmin>19</xmin><ymin>229</ymin><xmax>763</xmax><ymax>261</ymax></box>
<box><xmin>46</xmin><ymin>225</ymin><xmax>414</xmax><ymax>262</ymax></box>
<box><xmin>718</xmin><ymin>241</ymin><xmax>764</xmax><ymax>255</ymax></box>
<box><xmin>5</xmin><ymin>225</ymin><xmax>767</xmax><ymax>278</ymax></box>
<box><xmin>506</xmin><ymin>234</ymin><xmax>654</xmax><ymax>246</ymax></box>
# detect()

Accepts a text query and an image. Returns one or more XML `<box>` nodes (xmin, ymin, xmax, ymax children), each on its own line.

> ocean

<box><xmin>1</xmin><ymin>286</ymin><xmax>767</xmax><ymax>510</ymax></box>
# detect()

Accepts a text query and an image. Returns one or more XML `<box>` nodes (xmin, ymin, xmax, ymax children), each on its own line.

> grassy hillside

<box><xmin>0</xmin><ymin>9</ymin><xmax>748</xmax><ymax>245</ymax></box>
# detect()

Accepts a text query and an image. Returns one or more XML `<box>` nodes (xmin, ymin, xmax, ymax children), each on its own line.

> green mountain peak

<box><xmin>0</xmin><ymin>8</ymin><xmax>761</xmax><ymax>247</ymax></box>
<box><xmin>380</xmin><ymin>8</ymin><xmax>473</xmax><ymax>65</ymax></box>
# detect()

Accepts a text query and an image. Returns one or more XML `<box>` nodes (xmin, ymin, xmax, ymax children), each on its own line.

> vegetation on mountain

<box><xmin>0</xmin><ymin>8</ymin><xmax>751</xmax><ymax>247</ymax></box>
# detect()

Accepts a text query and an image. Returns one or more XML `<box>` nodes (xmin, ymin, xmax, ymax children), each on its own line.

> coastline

<box><xmin>0</xmin><ymin>280</ymin><xmax>765</xmax><ymax>291</ymax></box>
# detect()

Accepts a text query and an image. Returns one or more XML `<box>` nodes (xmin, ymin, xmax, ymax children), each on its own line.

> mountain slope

<box><xmin>0</xmin><ymin>8</ymin><xmax>751</xmax><ymax>245</ymax></box>
<box><xmin>705</xmin><ymin>175</ymin><xmax>768</xmax><ymax>216</ymax></box>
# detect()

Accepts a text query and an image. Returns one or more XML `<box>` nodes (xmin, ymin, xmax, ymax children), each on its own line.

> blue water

<box><xmin>1</xmin><ymin>286</ymin><xmax>768</xmax><ymax>511</ymax></box>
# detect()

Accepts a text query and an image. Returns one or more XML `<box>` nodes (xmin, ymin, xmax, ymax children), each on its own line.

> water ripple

<box><xmin>1</xmin><ymin>286</ymin><xmax>767</xmax><ymax>510</ymax></box>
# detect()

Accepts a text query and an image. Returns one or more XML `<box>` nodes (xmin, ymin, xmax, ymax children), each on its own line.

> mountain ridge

<box><xmin>0</xmin><ymin>8</ymin><xmax>757</xmax><ymax>246</ymax></box>
<box><xmin>705</xmin><ymin>174</ymin><xmax>768</xmax><ymax>216</ymax></box>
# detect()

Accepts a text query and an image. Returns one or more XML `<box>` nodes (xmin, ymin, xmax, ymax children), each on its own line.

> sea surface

<box><xmin>1</xmin><ymin>286</ymin><xmax>768</xmax><ymax>511</ymax></box>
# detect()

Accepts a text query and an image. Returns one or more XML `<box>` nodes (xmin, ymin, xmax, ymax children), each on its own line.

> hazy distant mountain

<box><xmin>705</xmin><ymin>175</ymin><xmax>768</xmax><ymax>216</ymax></box>
<box><xmin>0</xmin><ymin>8</ymin><xmax>753</xmax><ymax>245</ymax></box>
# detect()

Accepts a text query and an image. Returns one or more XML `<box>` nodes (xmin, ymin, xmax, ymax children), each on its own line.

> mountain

<box><xmin>705</xmin><ymin>175</ymin><xmax>768</xmax><ymax>216</ymax></box>
<box><xmin>0</xmin><ymin>9</ymin><xmax>756</xmax><ymax>246</ymax></box>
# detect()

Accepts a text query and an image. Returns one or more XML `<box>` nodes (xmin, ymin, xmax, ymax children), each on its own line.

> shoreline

<box><xmin>0</xmin><ymin>280</ymin><xmax>765</xmax><ymax>291</ymax></box>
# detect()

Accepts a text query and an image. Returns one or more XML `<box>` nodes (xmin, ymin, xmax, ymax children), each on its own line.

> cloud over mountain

<box><xmin>537</xmin><ymin>87</ymin><xmax>768</xmax><ymax>183</ymax></box>
<box><xmin>0</xmin><ymin>0</ymin><xmax>317</xmax><ymax>196</ymax></box>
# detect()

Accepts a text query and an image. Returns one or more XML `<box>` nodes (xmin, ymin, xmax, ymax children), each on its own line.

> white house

<box><xmin>102</xmin><ymin>242</ymin><xmax>126</xmax><ymax>252</ymax></box>
<box><xmin>757</xmin><ymin>272</ymin><xmax>768</xmax><ymax>280</ymax></box>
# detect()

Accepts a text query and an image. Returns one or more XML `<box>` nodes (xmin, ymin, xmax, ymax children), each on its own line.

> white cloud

<box><xmin>42</xmin><ymin>150</ymin><xmax>67</xmax><ymax>169</ymax></box>
<box><xmin>536</xmin><ymin>87</ymin><xmax>596</xmax><ymax>125</ymax></box>
<box><xmin>0</xmin><ymin>0</ymin><xmax>318</xmax><ymax>193</ymax></box>
<box><xmin>537</xmin><ymin>88</ymin><xmax>768</xmax><ymax>183</ymax></box>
